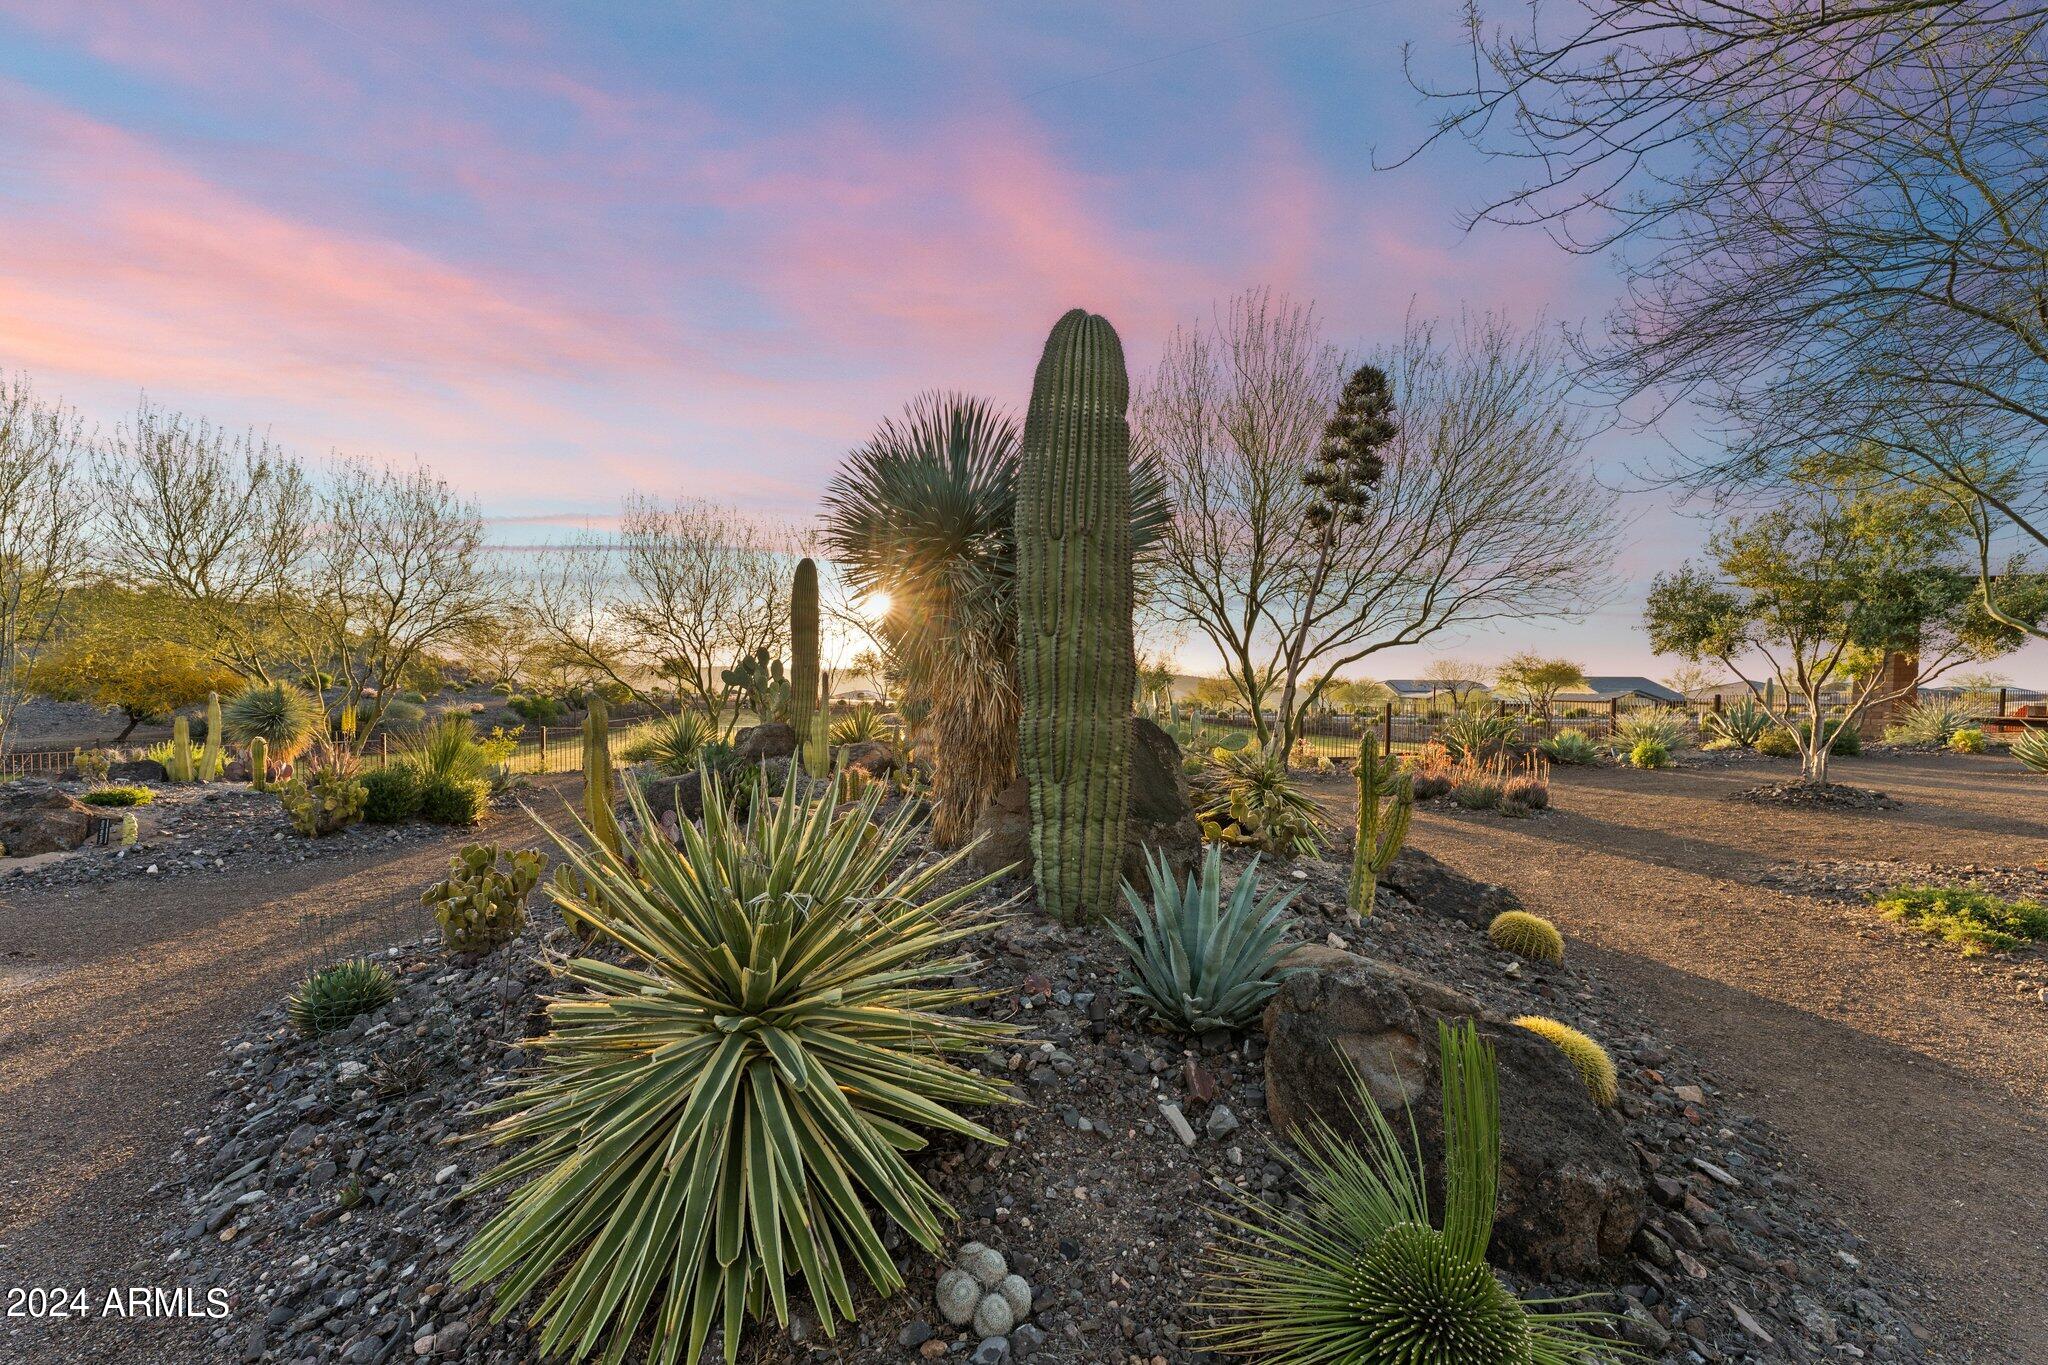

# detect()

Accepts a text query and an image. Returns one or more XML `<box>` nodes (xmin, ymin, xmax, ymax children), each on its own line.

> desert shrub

<box><xmin>403</xmin><ymin>714</ymin><xmax>499</xmax><ymax>785</ymax></box>
<box><xmin>74</xmin><ymin>749</ymin><xmax>112</xmax><ymax>784</ymax></box>
<box><xmin>1488</xmin><ymin>910</ymin><xmax>1564</xmax><ymax>963</ymax></box>
<box><xmin>1512</xmin><ymin>1015</ymin><xmax>1618</xmax><ymax>1107</ymax></box>
<box><xmin>2011</xmin><ymin>729</ymin><xmax>2048</xmax><ymax>773</ymax></box>
<box><xmin>364</xmin><ymin>698</ymin><xmax>426</xmax><ymax>734</ymax></box>
<box><xmin>424</xmin><ymin>844</ymin><xmax>547</xmax><ymax>953</ymax></box>
<box><xmin>1536</xmin><ymin>728</ymin><xmax>1599</xmax><ymax>765</ymax></box>
<box><xmin>1883</xmin><ymin>699</ymin><xmax>1973</xmax><ymax>746</ymax></box>
<box><xmin>280</xmin><ymin>745</ymin><xmax>367</xmax><ymax>837</ymax></box>
<box><xmin>288</xmin><ymin>960</ymin><xmax>396</xmax><ymax>1036</ymax></box>
<box><xmin>1199</xmin><ymin>1021</ymin><xmax>1617</xmax><ymax>1360</ymax></box>
<box><xmin>81</xmin><ymin>784</ymin><xmax>153</xmax><ymax>807</ymax></box>
<box><xmin>1613</xmin><ymin>711</ymin><xmax>1687</xmax><ymax>751</ymax></box>
<box><xmin>1701</xmin><ymin>698</ymin><xmax>1771</xmax><ymax>748</ymax></box>
<box><xmin>1873</xmin><ymin>884</ymin><xmax>2048</xmax><ymax>955</ymax></box>
<box><xmin>417</xmin><ymin>774</ymin><xmax>491</xmax><ymax>826</ymax></box>
<box><xmin>361</xmin><ymin>766</ymin><xmax>423</xmax><ymax>823</ymax></box>
<box><xmin>829</xmin><ymin>704</ymin><xmax>892</xmax><ymax>746</ymax></box>
<box><xmin>1627</xmin><ymin>738</ymin><xmax>1672</xmax><ymax>770</ymax></box>
<box><xmin>505</xmin><ymin>694</ymin><xmax>564</xmax><ymax>726</ymax></box>
<box><xmin>1755</xmin><ymin>726</ymin><xmax>1799</xmax><ymax>758</ymax></box>
<box><xmin>453</xmin><ymin>767</ymin><xmax>1014</xmax><ymax>1364</ymax></box>
<box><xmin>1438</xmin><ymin>708</ymin><xmax>1519</xmax><ymax>761</ymax></box>
<box><xmin>223</xmin><ymin>682</ymin><xmax>324</xmax><ymax>762</ymax></box>
<box><xmin>1197</xmin><ymin>746</ymin><xmax>1326</xmax><ymax>857</ymax></box>
<box><xmin>1948</xmin><ymin>727</ymin><xmax>1987</xmax><ymax>754</ymax></box>
<box><xmin>1112</xmin><ymin>846</ymin><xmax>1301</xmax><ymax>1035</ymax></box>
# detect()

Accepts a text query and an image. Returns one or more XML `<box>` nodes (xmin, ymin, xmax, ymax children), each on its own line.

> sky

<box><xmin>4</xmin><ymin>1</ymin><xmax>2040</xmax><ymax>684</ymax></box>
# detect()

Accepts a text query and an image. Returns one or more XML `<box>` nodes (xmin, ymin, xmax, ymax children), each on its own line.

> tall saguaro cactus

<box><xmin>1016</xmin><ymin>309</ymin><xmax>1136</xmax><ymax>923</ymax></box>
<box><xmin>1349</xmin><ymin>732</ymin><xmax>1413</xmax><ymax>915</ymax></box>
<box><xmin>790</xmin><ymin>556</ymin><xmax>821</xmax><ymax>742</ymax></box>
<box><xmin>200</xmin><ymin>691</ymin><xmax>223</xmax><ymax>782</ymax></box>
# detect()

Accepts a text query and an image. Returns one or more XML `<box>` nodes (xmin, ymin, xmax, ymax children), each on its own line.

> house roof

<box><xmin>1555</xmin><ymin>677</ymin><xmax>1687</xmax><ymax>704</ymax></box>
<box><xmin>1380</xmin><ymin>678</ymin><xmax>1485</xmax><ymax>696</ymax></box>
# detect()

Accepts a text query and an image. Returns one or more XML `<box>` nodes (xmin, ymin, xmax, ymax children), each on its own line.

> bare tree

<box><xmin>0</xmin><ymin>375</ymin><xmax>89</xmax><ymax>757</ymax></box>
<box><xmin>1408</xmin><ymin>2</ymin><xmax>2048</xmax><ymax>637</ymax></box>
<box><xmin>99</xmin><ymin>401</ymin><xmax>317</xmax><ymax>679</ymax></box>
<box><xmin>1420</xmin><ymin>657</ymin><xmax>1489</xmax><ymax>706</ymax></box>
<box><xmin>307</xmin><ymin>462</ymin><xmax>498</xmax><ymax>745</ymax></box>
<box><xmin>529</xmin><ymin>497</ymin><xmax>790</xmax><ymax>732</ymax></box>
<box><xmin>1139</xmin><ymin>298</ymin><xmax>1621</xmax><ymax>758</ymax></box>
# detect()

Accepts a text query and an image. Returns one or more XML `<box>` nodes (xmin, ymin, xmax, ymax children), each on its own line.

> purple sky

<box><xmin>4</xmin><ymin>1</ymin><xmax>2039</xmax><ymax>683</ymax></box>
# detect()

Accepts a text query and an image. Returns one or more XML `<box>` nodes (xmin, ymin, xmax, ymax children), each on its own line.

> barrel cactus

<box><xmin>1015</xmin><ymin>309</ymin><xmax>1135</xmax><ymax>923</ymax></box>
<box><xmin>1488</xmin><ymin>910</ymin><xmax>1564</xmax><ymax>964</ymax></box>
<box><xmin>1512</xmin><ymin>1015</ymin><xmax>1617</xmax><ymax>1107</ymax></box>
<box><xmin>1349</xmin><ymin>734</ymin><xmax>1413</xmax><ymax>915</ymax></box>
<box><xmin>790</xmin><ymin>557</ymin><xmax>820</xmax><ymax>741</ymax></box>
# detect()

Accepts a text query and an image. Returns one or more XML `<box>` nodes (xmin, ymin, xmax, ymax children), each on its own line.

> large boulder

<box><xmin>108</xmin><ymin>758</ymin><xmax>168</xmax><ymax>783</ymax></box>
<box><xmin>0</xmin><ymin>782</ymin><xmax>97</xmax><ymax>857</ymax></box>
<box><xmin>966</xmin><ymin>718</ymin><xmax>1202</xmax><ymax>884</ymax></box>
<box><xmin>1263</xmin><ymin>945</ymin><xmax>1643</xmax><ymax>1276</ymax></box>
<box><xmin>837</xmin><ymin>740</ymin><xmax>899</xmax><ymax>780</ymax></box>
<box><xmin>734</xmin><ymin>722</ymin><xmax>797</xmax><ymax>762</ymax></box>
<box><xmin>1381</xmin><ymin>847</ymin><xmax>1522</xmax><ymax>927</ymax></box>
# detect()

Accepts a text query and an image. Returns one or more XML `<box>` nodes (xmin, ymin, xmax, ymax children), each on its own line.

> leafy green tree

<box><xmin>1646</xmin><ymin>473</ymin><xmax>2018</xmax><ymax>785</ymax></box>
<box><xmin>26</xmin><ymin>634</ymin><xmax>239</xmax><ymax>741</ymax></box>
<box><xmin>1491</xmin><ymin>653</ymin><xmax>1586</xmax><ymax>719</ymax></box>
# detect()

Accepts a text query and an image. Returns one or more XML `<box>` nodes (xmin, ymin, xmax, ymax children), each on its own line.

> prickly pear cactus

<box><xmin>1015</xmin><ymin>309</ymin><xmax>1135</xmax><ymax>923</ymax></box>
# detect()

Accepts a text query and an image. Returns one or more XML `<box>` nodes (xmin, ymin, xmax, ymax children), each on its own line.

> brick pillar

<box><xmin>1858</xmin><ymin>651</ymin><xmax>1919</xmax><ymax>739</ymax></box>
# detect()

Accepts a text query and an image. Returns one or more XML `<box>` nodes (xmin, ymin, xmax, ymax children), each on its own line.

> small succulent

<box><xmin>1110</xmin><ymin>846</ymin><xmax>1301</xmax><ymax>1035</ymax></box>
<box><xmin>1512</xmin><ymin>1015</ymin><xmax>1618</xmax><ymax>1107</ymax></box>
<box><xmin>289</xmin><ymin>960</ymin><xmax>397</xmax><ymax>1036</ymax></box>
<box><xmin>424</xmin><ymin>844</ymin><xmax>547</xmax><ymax>953</ymax></box>
<box><xmin>1488</xmin><ymin>911</ymin><xmax>1564</xmax><ymax>964</ymax></box>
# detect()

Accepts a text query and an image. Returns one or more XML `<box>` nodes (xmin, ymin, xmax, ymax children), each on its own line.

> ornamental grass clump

<box><xmin>288</xmin><ymin>960</ymin><xmax>396</xmax><ymax>1037</ymax></box>
<box><xmin>454</xmin><ymin>765</ymin><xmax>1016</xmax><ymax>1365</ymax></box>
<box><xmin>1199</xmin><ymin>1021</ymin><xmax>1620</xmax><ymax>1363</ymax></box>
<box><xmin>1872</xmin><ymin>884</ymin><xmax>2048</xmax><ymax>955</ymax></box>
<box><xmin>1110</xmin><ymin>846</ymin><xmax>1301</xmax><ymax>1035</ymax></box>
<box><xmin>1612</xmin><ymin>712</ymin><xmax>1687</xmax><ymax>752</ymax></box>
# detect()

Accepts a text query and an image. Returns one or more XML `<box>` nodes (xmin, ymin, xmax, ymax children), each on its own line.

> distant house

<box><xmin>1552</xmin><ymin>676</ymin><xmax>1687</xmax><ymax>706</ymax></box>
<box><xmin>1381</xmin><ymin>678</ymin><xmax>1486</xmax><ymax>700</ymax></box>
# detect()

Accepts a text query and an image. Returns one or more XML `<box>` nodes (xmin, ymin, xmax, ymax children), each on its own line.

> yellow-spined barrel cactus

<box><xmin>1488</xmin><ymin>910</ymin><xmax>1564</xmax><ymax>964</ymax></box>
<box><xmin>425</xmin><ymin>844</ymin><xmax>547</xmax><ymax>953</ymax></box>
<box><xmin>1016</xmin><ymin>309</ymin><xmax>1135</xmax><ymax>923</ymax></box>
<box><xmin>1512</xmin><ymin>1015</ymin><xmax>1618</xmax><ymax>1107</ymax></box>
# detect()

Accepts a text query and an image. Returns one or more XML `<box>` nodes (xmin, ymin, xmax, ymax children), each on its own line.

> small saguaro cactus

<box><xmin>249</xmin><ymin>736</ymin><xmax>270</xmax><ymax>791</ymax></box>
<box><xmin>583</xmin><ymin>693</ymin><xmax>622</xmax><ymax>859</ymax></box>
<box><xmin>1016</xmin><ymin>309</ymin><xmax>1136</xmax><ymax>923</ymax></box>
<box><xmin>790</xmin><ymin>557</ymin><xmax>821</xmax><ymax>741</ymax></box>
<box><xmin>200</xmin><ymin>691</ymin><xmax>223</xmax><ymax>781</ymax></box>
<box><xmin>1349</xmin><ymin>732</ymin><xmax>1414</xmax><ymax>915</ymax></box>
<box><xmin>169</xmin><ymin>715</ymin><xmax>195</xmax><ymax>782</ymax></box>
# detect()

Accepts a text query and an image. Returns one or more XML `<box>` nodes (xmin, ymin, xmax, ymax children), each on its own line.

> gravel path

<box><xmin>0</xmin><ymin>788</ymin><xmax>564</xmax><ymax>1363</ymax></box>
<box><xmin>1355</xmin><ymin>751</ymin><xmax>2048</xmax><ymax>1363</ymax></box>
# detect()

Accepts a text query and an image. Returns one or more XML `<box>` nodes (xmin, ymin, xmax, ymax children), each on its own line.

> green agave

<box><xmin>454</xmin><ymin>765</ymin><xmax>1017</xmax><ymax>1364</ymax></box>
<box><xmin>288</xmin><ymin>960</ymin><xmax>396</xmax><ymax>1037</ymax></box>
<box><xmin>1110</xmin><ymin>845</ymin><xmax>1300</xmax><ymax>1035</ymax></box>
<box><xmin>1201</xmin><ymin>1021</ymin><xmax>1623</xmax><ymax>1364</ymax></box>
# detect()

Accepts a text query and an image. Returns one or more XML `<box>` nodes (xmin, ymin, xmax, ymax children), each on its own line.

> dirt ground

<box><xmin>0</xmin><ymin>785</ymin><xmax>571</xmax><ymax>1363</ymax></box>
<box><xmin>1311</xmin><ymin>750</ymin><xmax>2047</xmax><ymax>1364</ymax></box>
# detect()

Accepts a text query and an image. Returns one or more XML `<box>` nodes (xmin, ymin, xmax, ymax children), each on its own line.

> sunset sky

<box><xmin>5</xmin><ymin>2</ymin><xmax>2040</xmax><ymax>682</ymax></box>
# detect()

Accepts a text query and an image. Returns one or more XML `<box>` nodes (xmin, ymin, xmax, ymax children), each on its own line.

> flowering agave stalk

<box><xmin>1201</xmin><ymin>1021</ymin><xmax>1625</xmax><ymax>1363</ymax></box>
<box><xmin>454</xmin><ymin>765</ymin><xmax>1017</xmax><ymax>1364</ymax></box>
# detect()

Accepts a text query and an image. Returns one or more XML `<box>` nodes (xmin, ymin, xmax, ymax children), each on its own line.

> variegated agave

<box><xmin>454</xmin><ymin>765</ymin><xmax>1016</xmax><ymax>1363</ymax></box>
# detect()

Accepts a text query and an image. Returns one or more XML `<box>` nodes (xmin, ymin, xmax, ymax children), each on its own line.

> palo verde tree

<box><xmin>1645</xmin><ymin>469</ymin><xmax>2019</xmax><ymax>786</ymax></box>
<box><xmin>1492</xmin><ymin>653</ymin><xmax>1586</xmax><ymax>720</ymax></box>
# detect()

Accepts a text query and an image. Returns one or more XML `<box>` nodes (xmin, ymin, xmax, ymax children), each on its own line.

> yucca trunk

<box><xmin>1015</xmin><ymin>309</ymin><xmax>1135</xmax><ymax>923</ymax></box>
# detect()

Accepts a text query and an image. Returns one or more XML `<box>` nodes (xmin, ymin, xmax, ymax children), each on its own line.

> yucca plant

<box><xmin>1700</xmin><ymin>698</ymin><xmax>1771</xmax><ymax>748</ymax></box>
<box><xmin>829</xmin><ymin>704</ymin><xmax>892</xmax><ymax>747</ymax></box>
<box><xmin>1612</xmin><ymin>711</ymin><xmax>1687</xmax><ymax>751</ymax></box>
<box><xmin>1200</xmin><ymin>1021</ymin><xmax>1621</xmax><ymax>1363</ymax></box>
<box><xmin>223</xmin><ymin>682</ymin><xmax>325</xmax><ymax>763</ymax></box>
<box><xmin>1197</xmin><ymin>746</ymin><xmax>1327</xmax><ymax>857</ymax></box>
<box><xmin>644</xmin><ymin>708</ymin><xmax>715</xmax><ymax>775</ymax></box>
<box><xmin>1110</xmin><ymin>846</ymin><xmax>1301</xmax><ymax>1035</ymax></box>
<box><xmin>288</xmin><ymin>959</ymin><xmax>397</xmax><ymax>1036</ymax></box>
<box><xmin>1881</xmin><ymin>699</ymin><xmax>1973</xmax><ymax>746</ymax></box>
<box><xmin>454</xmin><ymin>765</ymin><xmax>1017</xmax><ymax>1365</ymax></box>
<box><xmin>1535</xmin><ymin>728</ymin><xmax>1599</xmax><ymax>765</ymax></box>
<box><xmin>2010</xmin><ymin>728</ymin><xmax>2048</xmax><ymax>773</ymax></box>
<box><xmin>1438</xmin><ymin>708</ymin><xmax>1520</xmax><ymax>762</ymax></box>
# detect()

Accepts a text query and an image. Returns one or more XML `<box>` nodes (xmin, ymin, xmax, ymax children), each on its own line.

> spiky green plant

<box><xmin>167</xmin><ymin>715</ymin><xmax>194</xmax><ymax>782</ymax></box>
<box><xmin>402</xmin><ymin>714</ymin><xmax>495</xmax><ymax>785</ymax></box>
<box><xmin>643</xmin><ymin>709</ymin><xmax>715</xmax><ymax>775</ymax></box>
<box><xmin>1882</xmin><ymin>699</ymin><xmax>1973</xmax><ymax>746</ymax></box>
<box><xmin>1349</xmin><ymin>735</ymin><xmax>1413</xmax><ymax>915</ymax></box>
<box><xmin>829</xmin><ymin>704</ymin><xmax>891</xmax><ymax>747</ymax></box>
<box><xmin>249</xmin><ymin>735</ymin><xmax>270</xmax><ymax>791</ymax></box>
<box><xmin>224</xmin><ymin>682</ymin><xmax>324</xmax><ymax>763</ymax></box>
<box><xmin>1110</xmin><ymin>846</ymin><xmax>1301</xmax><ymax>1034</ymax></box>
<box><xmin>424</xmin><ymin>844</ymin><xmax>547</xmax><ymax>953</ymax></box>
<box><xmin>790</xmin><ymin>557</ymin><xmax>821</xmax><ymax>741</ymax></box>
<box><xmin>1512</xmin><ymin>1016</ymin><xmax>1618</xmax><ymax>1107</ymax></box>
<box><xmin>1612</xmin><ymin>712</ymin><xmax>1687</xmax><ymax>751</ymax></box>
<box><xmin>1535</xmin><ymin>728</ymin><xmax>1599</xmax><ymax>765</ymax></box>
<box><xmin>1701</xmin><ymin>698</ymin><xmax>1771</xmax><ymax>748</ymax></box>
<box><xmin>453</xmin><ymin>766</ymin><xmax>1016</xmax><ymax>1365</ymax></box>
<box><xmin>1014</xmin><ymin>310</ymin><xmax>1137</xmax><ymax>922</ymax></box>
<box><xmin>1197</xmin><ymin>745</ymin><xmax>1328</xmax><ymax>858</ymax></box>
<box><xmin>1872</xmin><ymin>883</ymin><xmax>2048</xmax><ymax>954</ymax></box>
<box><xmin>1438</xmin><ymin>708</ymin><xmax>1519</xmax><ymax>762</ymax></box>
<box><xmin>2010</xmin><ymin>728</ymin><xmax>2048</xmax><ymax>773</ymax></box>
<box><xmin>1200</xmin><ymin>1021</ymin><xmax>1621</xmax><ymax>1363</ymax></box>
<box><xmin>1488</xmin><ymin>910</ymin><xmax>1564</xmax><ymax>964</ymax></box>
<box><xmin>200</xmin><ymin>691</ymin><xmax>222</xmax><ymax>781</ymax></box>
<box><xmin>289</xmin><ymin>959</ymin><xmax>396</xmax><ymax>1036</ymax></box>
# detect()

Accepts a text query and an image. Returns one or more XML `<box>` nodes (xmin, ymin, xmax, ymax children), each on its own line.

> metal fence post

<box><xmin>1608</xmin><ymin>697</ymin><xmax>1619</xmax><ymax>734</ymax></box>
<box><xmin>1382</xmin><ymin>700</ymin><xmax>1393</xmax><ymax>757</ymax></box>
<box><xmin>539</xmin><ymin>726</ymin><xmax>548</xmax><ymax>771</ymax></box>
<box><xmin>2000</xmin><ymin>687</ymin><xmax>2008</xmax><ymax>717</ymax></box>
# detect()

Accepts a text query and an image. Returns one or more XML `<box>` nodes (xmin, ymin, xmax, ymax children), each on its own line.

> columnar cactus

<box><xmin>169</xmin><ymin>715</ymin><xmax>194</xmax><ymax>782</ymax></box>
<box><xmin>249</xmin><ymin>736</ymin><xmax>270</xmax><ymax>791</ymax></box>
<box><xmin>200</xmin><ymin>691</ymin><xmax>222</xmax><ymax>781</ymax></box>
<box><xmin>583</xmin><ymin>694</ymin><xmax>621</xmax><ymax>859</ymax></box>
<box><xmin>790</xmin><ymin>557</ymin><xmax>820</xmax><ymax>741</ymax></box>
<box><xmin>1015</xmin><ymin>309</ymin><xmax>1135</xmax><ymax>923</ymax></box>
<box><xmin>1348</xmin><ymin>732</ymin><xmax>1413</xmax><ymax>915</ymax></box>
